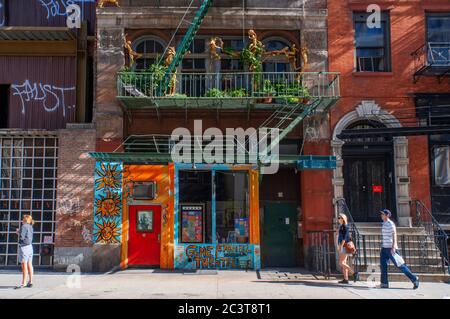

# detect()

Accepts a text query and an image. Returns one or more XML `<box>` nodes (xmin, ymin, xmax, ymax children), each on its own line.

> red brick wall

<box><xmin>55</xmin><ymin>126</ymin><xmax>96</xmax><ymax>248</ymax></box>
<box><xmin>328</xmin><ymin>0</ymin><xmax>450</xmax><ymax>214</ymax></box>
<box><xmin>301</xmin><ymin>141</ymin><xmax>334</xmax><ymax>235</ymax></box>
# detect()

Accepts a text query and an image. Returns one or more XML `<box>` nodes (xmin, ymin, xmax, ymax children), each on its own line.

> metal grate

<box><xmin>0</xmin><ymin>136</ymin><xmax>58</xmax><ymax>267</ymax></box>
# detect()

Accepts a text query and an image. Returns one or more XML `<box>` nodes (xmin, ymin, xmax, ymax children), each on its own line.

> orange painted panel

<box><xmin>249</xmin><ymin>169</ymin><xmax>260</xmax><ymax>245</ymax></box>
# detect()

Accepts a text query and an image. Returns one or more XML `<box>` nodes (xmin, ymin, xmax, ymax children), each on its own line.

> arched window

<box><xmin>132</xmin><ymin>36</ymin><xmax>166</xmax><ymax>70</ymax></box>
<box><xmin>263</xmin><ymin>38</ymin><xmax>292</xmax><ymax>73</ymax></box>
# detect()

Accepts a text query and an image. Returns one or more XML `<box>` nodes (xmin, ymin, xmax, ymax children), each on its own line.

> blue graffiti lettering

<box><xmin>11</xmin><ymin>80</ymin><xmax>76</xmax><ymax>117</ymax></box>
<box><xmin>38</xmin><ymin>0</ymin><xmax>94</xmax><ymax>19</ymax></box>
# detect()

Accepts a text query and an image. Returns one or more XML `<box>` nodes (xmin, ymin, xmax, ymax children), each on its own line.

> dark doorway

<box><xmin>0</xmin><ymin>85</ymin><xmax>10</xmax><ymax>128</ymax></box>
<box><xmin>260</xmin><ymin>167</ymin><xmax>300</xmax><ymax>267</ymax></box>
<box><xmin>342</xmin><ymin>121</ymin><xmax>396</xmax><ymax>222</ymax></box>
<box><xmin>262</xmin><ymin>202</ymin><xmax>298</xmax><ymax>267</ymax></box>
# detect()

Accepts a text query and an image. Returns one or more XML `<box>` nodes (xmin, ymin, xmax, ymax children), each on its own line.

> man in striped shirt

<box><xmin>380</xmin><ymin>209</ymin><xmax>419</xmax><ymax>289</ymax></box>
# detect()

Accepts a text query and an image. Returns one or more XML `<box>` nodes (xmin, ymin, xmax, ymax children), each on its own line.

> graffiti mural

<box><xmin>174</xmin><ymin>244</ymin><xmax>261</xmax><ymax>270</ymax></box>
<box><xmin>38</xmin><ymin>0</ymin><xmax>95</xmax><ymax>19</ymax></box>
<box><xmin>11</xmin><ymin>80</ymin><xmax>76</xmax><ymax>117</ymax></box>
<box><xmin>93</xmin><ymin>162</ymin><xmax>123</xmax><ymax>244</ymax></box>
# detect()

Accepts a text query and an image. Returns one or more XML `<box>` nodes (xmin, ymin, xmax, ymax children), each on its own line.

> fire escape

<box><xmin>412</xmin><ymin>42</ymin><xmax>450</xmax><ymax>83</ymax></box>
<box><xmin>95</xmin><ymin>0</ymin><xmax>341</xmax><ymax>170</ymax></box>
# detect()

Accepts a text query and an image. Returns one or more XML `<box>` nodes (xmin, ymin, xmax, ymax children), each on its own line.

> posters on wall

<box><xmin>181</xmin><ymin>204</ymin><xmax>204</xmax><ymax>243</ymax></box>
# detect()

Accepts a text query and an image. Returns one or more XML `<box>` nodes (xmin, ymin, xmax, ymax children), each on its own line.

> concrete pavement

<box><xmin>0</xmin><ymin>268</ymin><xmax>449</xmax><ymax>299</ymax></box>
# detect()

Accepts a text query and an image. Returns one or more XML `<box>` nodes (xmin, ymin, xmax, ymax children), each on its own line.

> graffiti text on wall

<box><xmin>38</xmin><ymin>0</ymin><xmax>94</xmax><ymax>19</ymax></box>
<box><xmin>176</xmin><ymin>244</ymin><xmax>260</xmax><ymax>270</ymax></box>
<box><xmin>11</xmin><ymin>80</ymin><xmax>75</xmax><ymax>117</ymax></box>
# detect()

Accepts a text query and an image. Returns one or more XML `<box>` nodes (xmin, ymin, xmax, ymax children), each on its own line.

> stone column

<box><xmin>95</xmin><ymin>21</ymin><xmax>125</xmax><ymax>152</ymax></box>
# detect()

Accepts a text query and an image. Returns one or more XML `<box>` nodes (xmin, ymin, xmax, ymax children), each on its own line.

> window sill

<box><xmin>352</xmin><ymin>72</ymin><xmax>394</xmax><ymax>77</ymax></box>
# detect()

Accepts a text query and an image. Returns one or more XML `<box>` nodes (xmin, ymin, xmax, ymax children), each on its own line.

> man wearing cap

<box><xmin>379</xmin><ymin>209</ymin><xmax>419</xmax><ymax>289</ymax></box>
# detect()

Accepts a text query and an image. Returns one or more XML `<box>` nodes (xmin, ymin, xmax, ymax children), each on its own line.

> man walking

<box><xmin>379</xmin><ymin>209</ymin><xmax>420</xmax><ymax>289</ymax></box>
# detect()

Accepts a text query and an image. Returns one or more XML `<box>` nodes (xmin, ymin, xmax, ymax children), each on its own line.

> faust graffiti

<box><xmin>11</xmin><ymin>80</ymin><xmax>76</xmax><ymax>117</ymax></box>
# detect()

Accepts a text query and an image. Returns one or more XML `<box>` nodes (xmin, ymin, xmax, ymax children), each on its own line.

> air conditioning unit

<box><xmin>132</xmin><ymin>182</ymin><xmax>156</xmax><ymax>200</ymax></box>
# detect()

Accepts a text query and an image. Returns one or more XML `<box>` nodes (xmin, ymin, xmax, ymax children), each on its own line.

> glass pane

<box><xmin>266</xmin><ymin>40</ymin><xmax>289</xmax><ymax>51</ymax></box>
<box><xmin>215</xmin><ymin>171</ymin><xmax>249</xmax><ymax>244</ymax></box>
<box><xmin>427</xmin><ymin>16</ymin><xmax>450</xmax><ymax>42</ymax></box>
<box><xmin>435</xmin><ymin>146</ymin><xmax>450</xmax><ymax>186</ymax></box>
<box><xmin>179</xmin><ymin>171</ymin><xmax>212</xmax><ymax>243</ymax></box>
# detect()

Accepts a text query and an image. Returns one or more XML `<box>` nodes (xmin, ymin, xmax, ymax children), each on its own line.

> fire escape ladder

<box><xmin>257</xmin><ymin>98</ymin><xmax>323</xmax><ymax>157</ymax></box>
<box><xmin>159</xmin><ymin>0</ymin><xmax>213</xmax><ymax>95</ymax></box>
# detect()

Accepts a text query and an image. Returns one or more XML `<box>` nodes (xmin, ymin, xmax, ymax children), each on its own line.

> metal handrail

<box><xmin>117</xmin><ymin>71</ymin><xmax>341</xmax><ymax>99</ymax></box>
<box><xmin>335</xmin><ymin>198</ymin><xmax>362</xmax><ymax>274</ymax></box>
<box><xmin>413</xmin><ymin>199</ymin><xmax>449</xmax><ymax>273</ymax></box>
<box><xmin>411</xmin><ymin>42</ymin><xmax>450</xmax><ymax>68</ymax></box>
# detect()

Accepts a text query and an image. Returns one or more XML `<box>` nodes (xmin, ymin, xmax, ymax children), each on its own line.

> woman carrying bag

<box><xmin>337</xmin><ymin>213</ymin><xmax>358</xmax><ymax>284</ymax></box>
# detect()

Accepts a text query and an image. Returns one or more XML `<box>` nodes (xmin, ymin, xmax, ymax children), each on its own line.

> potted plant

<box><xmin>146</xmin><ymin>63</ymin><xmax>169</xmax><ymax>96</ymax></box>
<box><xmin>285</xmin><ymin>82</ymin><xmax>311</xmax><ymax>104</ymax></box>
<box><xmin>205</xmin><ymin>88</ymin><xmax>225</xmax><ymax>98</ymax></box>
<box><xmin>227</xmin><ymin>88</ymin><xmax>248</xmax><ymax>98</ymax></box>
<box><xmin>261</xmin><ymin>80</ymin><xmax>275</xmax><ymax>103</ymax></box>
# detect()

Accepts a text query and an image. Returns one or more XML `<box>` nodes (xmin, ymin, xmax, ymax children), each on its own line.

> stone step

<box><xmin>358</xmin><ymin>272</ymin><xmax>450</xmax><ymax>283</ymax></box>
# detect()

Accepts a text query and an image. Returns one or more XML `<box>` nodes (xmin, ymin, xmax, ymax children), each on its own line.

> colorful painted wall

<box><xmin>93</xmin><ymin>162</ymin><xmax>123</xmax><ymax>244</ymax></box>
<box><xmin>174</xmin><ymin>244</ymin><xmax>261</xmax><ymax>270</ymax></box>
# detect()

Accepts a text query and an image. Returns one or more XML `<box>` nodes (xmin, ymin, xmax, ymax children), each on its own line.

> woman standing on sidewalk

<box><xmin>337</xmin><ymin>213</ymin><xmax>357</xmax><ymax>284</ymax></box>
<box><xmin>15</xmin><ymin>214</ymin><xmax>34</xmax><ymax>289</ymax></box>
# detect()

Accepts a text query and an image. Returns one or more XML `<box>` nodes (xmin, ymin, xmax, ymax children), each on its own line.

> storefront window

<box><xmin>215</xmin><ymin>171</ymin><xmax>249</xmax><ymax>244</ymax></box>
<box><xmin>434</xmin><ymin>146</ymin><xmax>450</xmax><ymax>186</ymax></box>
<box><xmin>179</xmin><ymin>171</ymin><xmax>212</xmax><ymax>243</ymax></box>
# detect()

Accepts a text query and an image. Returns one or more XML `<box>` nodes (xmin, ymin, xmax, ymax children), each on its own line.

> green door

<box><xmin>262</xmin><ymin>202</ymin><xmax>298</xmax><ymax>267</ymax></box>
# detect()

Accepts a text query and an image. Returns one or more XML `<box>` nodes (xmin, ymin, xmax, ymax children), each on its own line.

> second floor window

<box><xmin>354</xmin><ymin>12</ymin><xmax>391</xmax><ymax>72</ymax></box>
<box><xmin>263</xmin><ymin>39</ymin><xmax>292</xmax><ymax>73</ymax></box>
<box><xmin>133</xmin><ymin>37</ymin><xmax>166</xmax><ymax>71</ymax></box>
<box><xmin>426</xmin><ymin>13</ymin><xmax>450</xmax><ymax>66</ymax></box>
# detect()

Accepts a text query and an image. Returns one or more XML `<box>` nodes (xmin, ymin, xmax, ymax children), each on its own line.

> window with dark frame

<box><xmin>263</xmin><ymin>39</ymin><xmax>291</xmax><ymax>73</ymax></box>
<box><xmin>133</xmin><ymin>37</ymin><xmax>166</xmax><ymax>71</ymax></box>
<box><xmin>354</xmin><ymin>11</ymin><xmax>391</xmax><ymax>72</ymax></box>
<box><xmin>0</xmin><ymin>136</ymin><xmax>58</xmax><ymax>266</ymax></box>
<box><xmin>426</xmin><ymin>13</ymin><xmax>450</xmax><ymax>66</ymax></box>
<box><xmin>433</xmin><ymin>146</ymin><xmax>450</xmax><ymax>186</ymax></box>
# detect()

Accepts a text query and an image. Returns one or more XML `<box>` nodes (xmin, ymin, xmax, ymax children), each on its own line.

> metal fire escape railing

<box><xmin>159</xmin><ymin>0</ymin><xmax>213</xmax><ymax>95</ymax></box>
<box><xmin>412</xmin><ymin>199</ymin><xmax>450</xmax><ymax>274</ymax></box>
<box><xmin>335</xmin><ymin>198</ymin><xmax>362</xmax><ymax>274</ymax></box>
<box><xmin>412</xmin><ymin>42</ymin><xmax>450</xmax><ymax>82</ymax></box>
<box><xmin>117</xmin><ymin>72</ymin><xmax>340</xmax><ymax>160</ymax></box>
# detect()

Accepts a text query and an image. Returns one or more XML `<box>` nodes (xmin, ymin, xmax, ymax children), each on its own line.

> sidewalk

<box><xmin>0</xmin><ymin>268</ymin><xmax>449</xmax><ymax>299</ymax></box>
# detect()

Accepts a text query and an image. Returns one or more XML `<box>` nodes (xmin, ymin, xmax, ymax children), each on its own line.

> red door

<box><xmin>128</xmin><ymin>205</ymin><xmax>161</xmax><ymax>266</ymax></box>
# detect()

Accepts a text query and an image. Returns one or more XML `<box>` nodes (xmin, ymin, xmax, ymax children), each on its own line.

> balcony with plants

<box><xmin>118</xmin><ymin>32</ymin><xmax>340</xmax><ymax>111</ymax></box>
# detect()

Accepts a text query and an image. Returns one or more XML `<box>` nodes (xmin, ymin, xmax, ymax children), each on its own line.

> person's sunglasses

<box><xmin>338</xmin><ymin>217</ymin><xmax>343</xmax><ymax>220</ymax></box>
